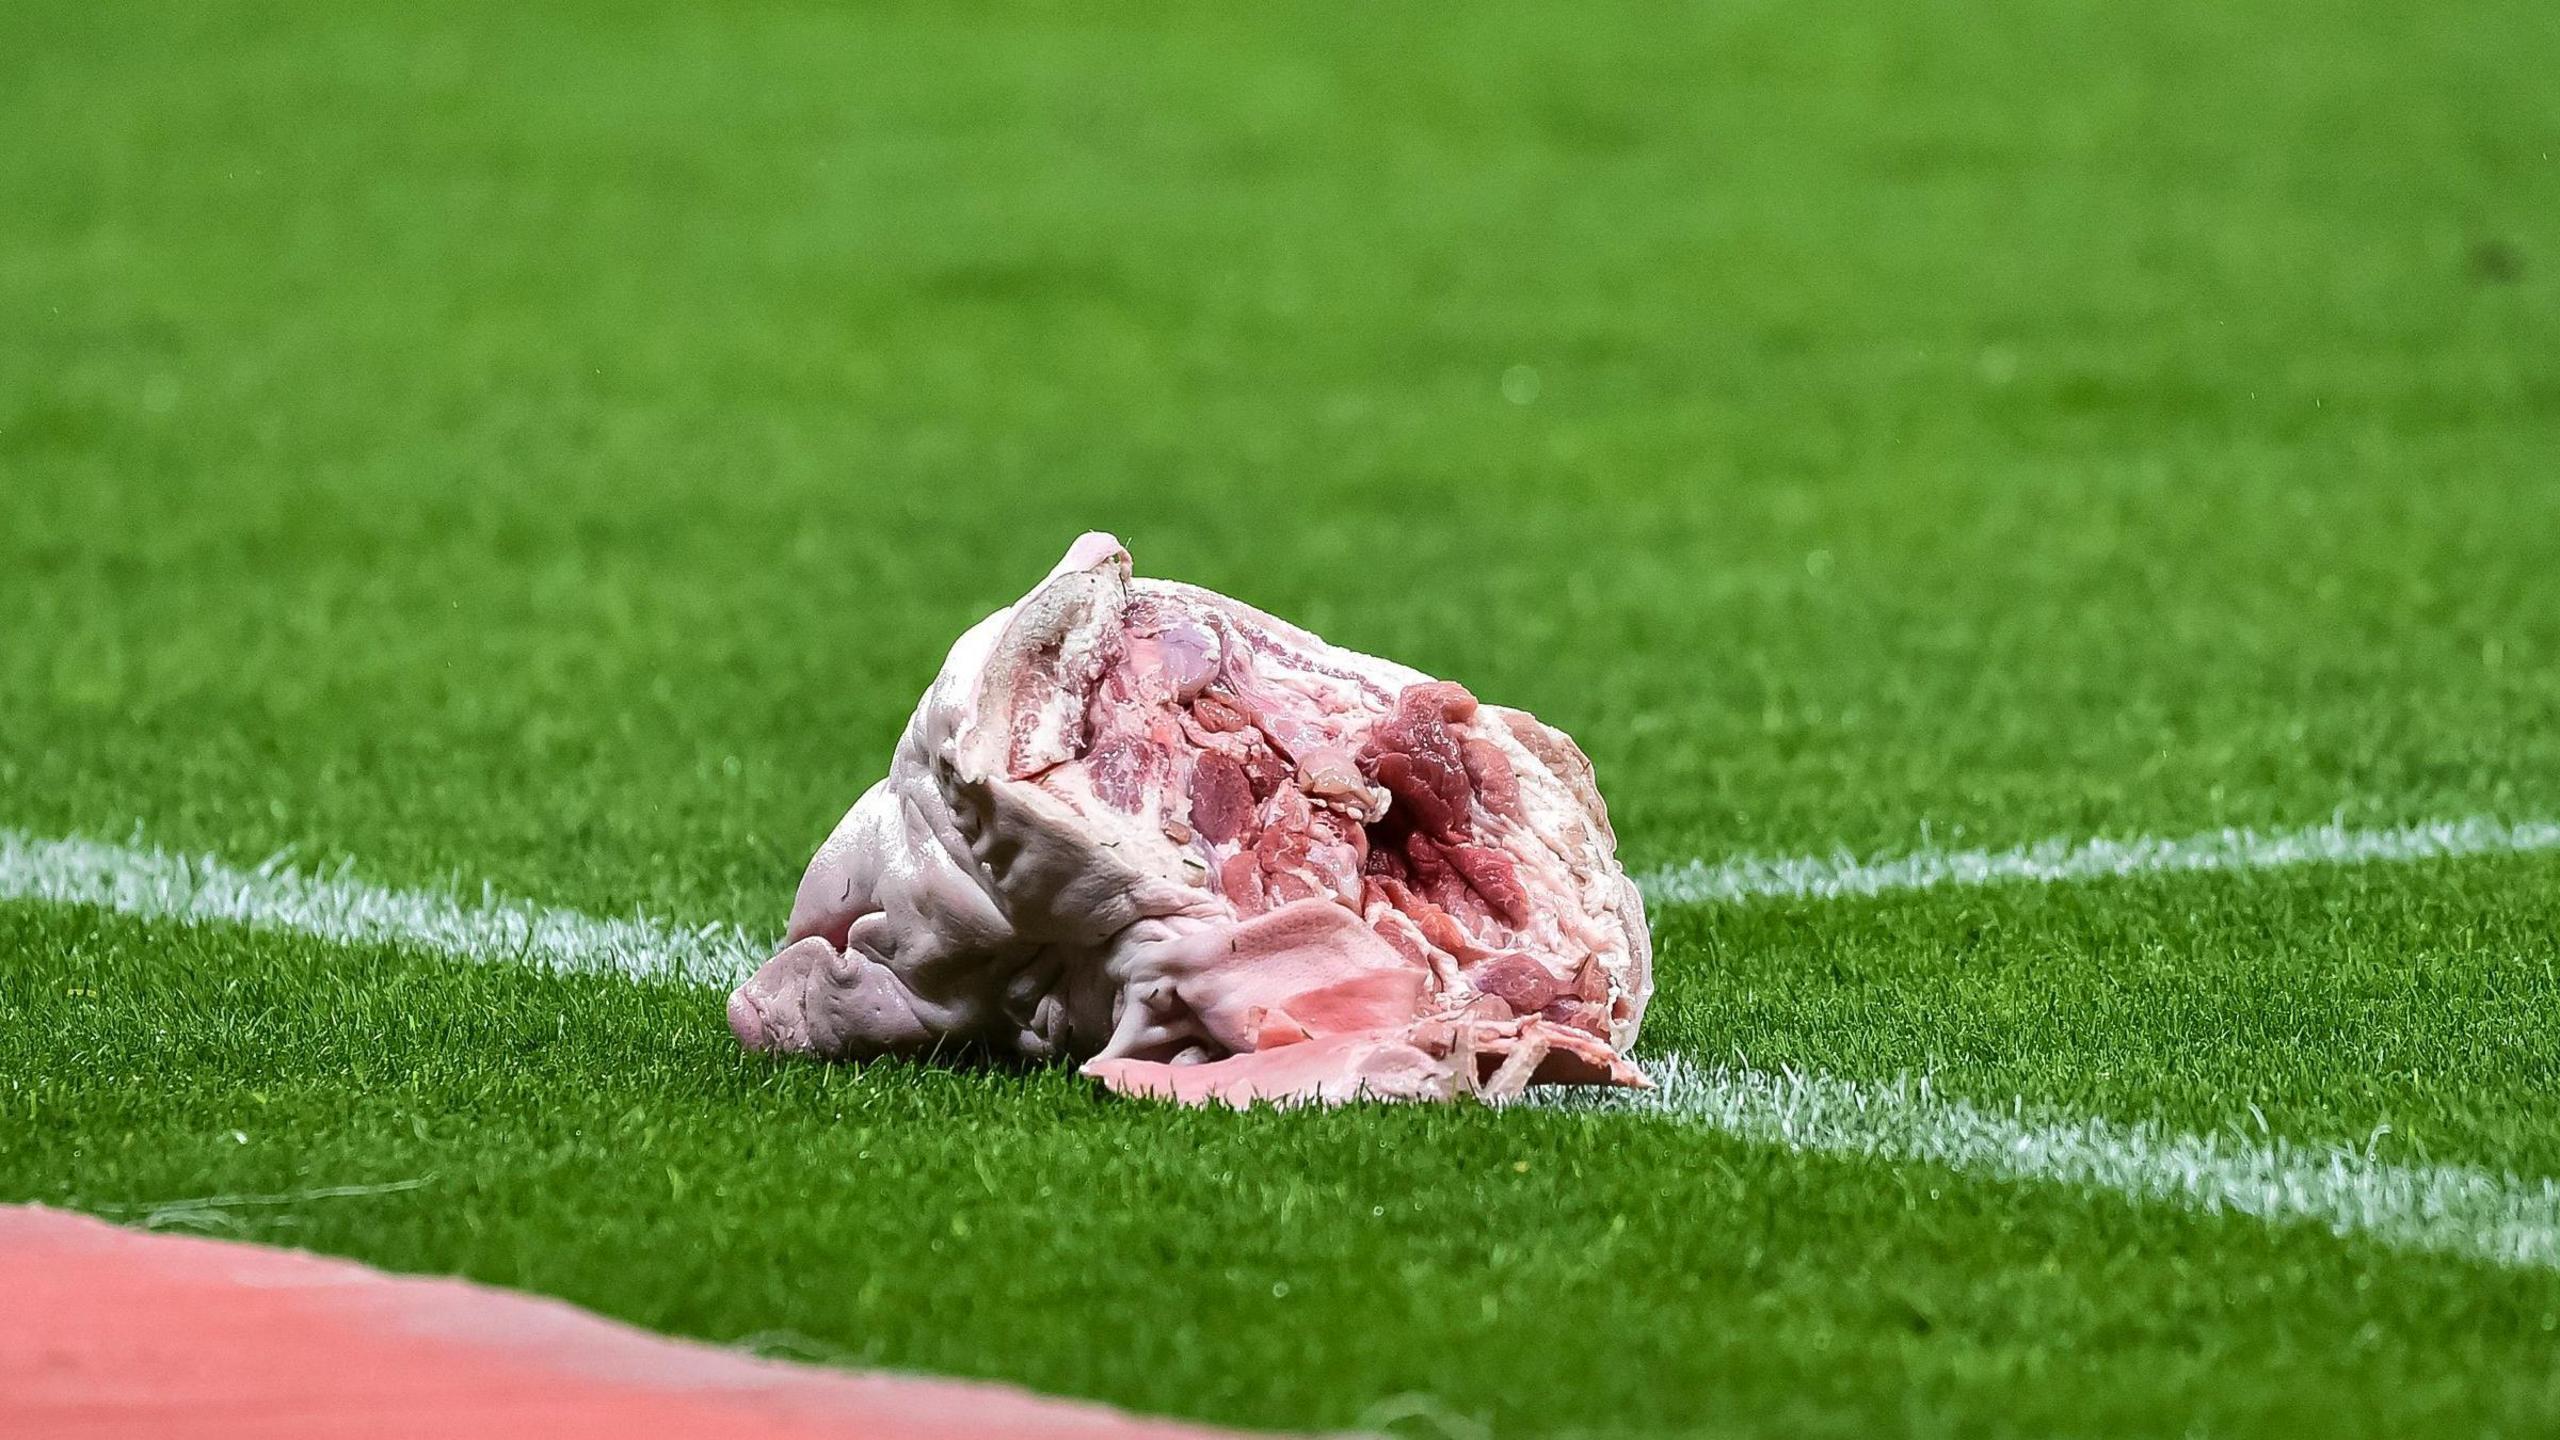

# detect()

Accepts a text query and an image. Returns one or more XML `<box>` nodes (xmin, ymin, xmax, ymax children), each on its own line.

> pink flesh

<box><xmin>1085</xmin><ymin>1016</ymin><xmax>1647</xmax><ymax>1109</ymax></box>
<box><xmin>1032</xmin><ymin>593</ymin><xmax>1637</xmax><ymax>1083</ymax></box>
<box><xmin>0</xmin><ymin>1206</ymin><xmax>1290</xmax><ymax>1440</ymax></box>
<box><xmin>1085</xmin><ymin>1033</ymin><xmax>1461</xmax><ymax>1108</ymax></box>
<box><xmin>1065</xmin><ymin>607</ymin><xmax>1591</xmax><ymax>987</ymax></box>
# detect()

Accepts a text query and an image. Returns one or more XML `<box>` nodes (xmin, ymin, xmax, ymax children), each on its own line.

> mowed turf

<box><xmin>5</xmin><ymin>1</ymin><xmax>2560</xmax><ymax>1436</ymax></box>
<box><xmin>11</xmin><ymin>899</ymin><xmax>2560</xmax><ymax>1440</ymax></box>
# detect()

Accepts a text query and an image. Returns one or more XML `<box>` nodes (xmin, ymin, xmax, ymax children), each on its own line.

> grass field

<box><xmin>6</xmin><ymin>2</ymin><xmax>2560</xmax><ymax>1435</ymax></box>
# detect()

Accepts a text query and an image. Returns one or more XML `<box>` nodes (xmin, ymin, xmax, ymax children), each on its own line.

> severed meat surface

<box><xmin>726</xmin><ymin>533</ymin><xmax>1652</xmax><ymax>1106</ymax></box>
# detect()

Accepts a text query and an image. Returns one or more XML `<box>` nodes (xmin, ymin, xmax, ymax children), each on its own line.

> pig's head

<box><xmin>726</xmin><ymin>530</ymin><xmax>1655</xmax><ymax>1106</ymax></box>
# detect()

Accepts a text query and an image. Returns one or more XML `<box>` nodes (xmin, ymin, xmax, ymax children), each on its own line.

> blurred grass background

<box><xmin>6</xmin><ymin>0</ymin><xmax>2555</xmax><ymax>929</ymax></box>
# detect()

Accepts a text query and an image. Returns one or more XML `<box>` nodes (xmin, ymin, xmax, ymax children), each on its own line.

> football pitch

<box><xmin>5</xmin><ymin>2</ymin><xmax>2559</xmax><ymax>1435</ymax></box>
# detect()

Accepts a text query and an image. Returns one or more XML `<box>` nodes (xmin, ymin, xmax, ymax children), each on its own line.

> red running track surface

<box><xmin>0</xmin><ymin>1205</ymin><xmax>1314</xmax><ymax>1440</ymax></box>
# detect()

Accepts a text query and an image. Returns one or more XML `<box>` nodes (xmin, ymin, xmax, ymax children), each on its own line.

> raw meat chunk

<box><xmin>726</xmin><ymin>534</ymin><xmax>1652</xmax><ymax>1106</ymax></box>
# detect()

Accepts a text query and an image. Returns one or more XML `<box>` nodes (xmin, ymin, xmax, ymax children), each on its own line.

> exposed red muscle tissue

<box><xmin>727</xmin><ymin>534</ymin><xmax>1652</xmax><ymax>1107</ymax></box>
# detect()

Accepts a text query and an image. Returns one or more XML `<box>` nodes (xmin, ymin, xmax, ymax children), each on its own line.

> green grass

<box><xmin>1658</xmin><ymin>852</ymin><xmax>2560</xmax><ymax>1174</ymax></box>
<box><xmin>5</xmin><ymin>0</ymin><xmax>2560</xmax><ymax>1435</ymax></box>
<box><xmin>12</xmin><ymin>903</ymin><xmax>2560</xmax><ymax>1440</ymax></box>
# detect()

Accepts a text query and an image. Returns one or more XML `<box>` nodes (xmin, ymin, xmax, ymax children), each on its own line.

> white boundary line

<box><xmin>0</xmin><ymin>828</ymin><xmax>762</xmax><ymax>986</ymax></box>
<box><xmin>1549</xmin><ymin>1058</ymin><xmax>2560</xmax><ymax>1271</ymax></box>
<box><xmin>10</xmin><ymin>818</ymin><xmax>2560</xmax><ymax>1270</ymax></box>
<box><xmin>1633</xmin><ymin>814</ymin><xmax>2560</xmax><ymax>907</ymax></box>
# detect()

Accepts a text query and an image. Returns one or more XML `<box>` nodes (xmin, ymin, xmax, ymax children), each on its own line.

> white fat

<box><xmin>1463</xmin><ymin>704</ymin><xmax>1650</xmax><ymax>1046</ymax></box>
<box><xmin>1033</xmin><ymin>764</ymin><xmax>1219</xmax><ymax>895</ymax></box>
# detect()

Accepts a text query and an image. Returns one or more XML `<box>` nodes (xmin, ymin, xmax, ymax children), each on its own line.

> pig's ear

<box><xmin>954</xmin><ymin>533</ymin><xmax>1132</xmax><ymax>781</ymax></box>
<box><xmin>1040</xmin><ymin>530</ymin><xmax>1130</xmax><ymax>584</ymax></box>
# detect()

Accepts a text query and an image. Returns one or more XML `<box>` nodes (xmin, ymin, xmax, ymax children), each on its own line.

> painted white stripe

<box><xmin>1634</xmin><ymin>814</ymin><xmax>2560</xmax><ymax>908</ymax></box>
<box><xmin>11</xmin><ymin>819</ymin><xmax>2560</xmax><ymax>1269</ymax></box>
<box><xmin>92</xmin><ymin>1176</ymin><xmax>439</xmax><ymax>1233</ymax></box>
<box><xmin>0</xmin><ymin>828</ymin><xmax>763</xmax><ymax>986</ymax></box>
<box><xmin>1544</xmin><ymin>1056</ymin><xmax>2560</xmax><ymax>1271</ymax></box>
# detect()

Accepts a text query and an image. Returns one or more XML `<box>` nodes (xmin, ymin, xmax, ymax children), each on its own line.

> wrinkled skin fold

<box><xmin>728</xmin><ymin>534</ymin><xmax>1653</xmax><ymax>1106</ymax></box>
